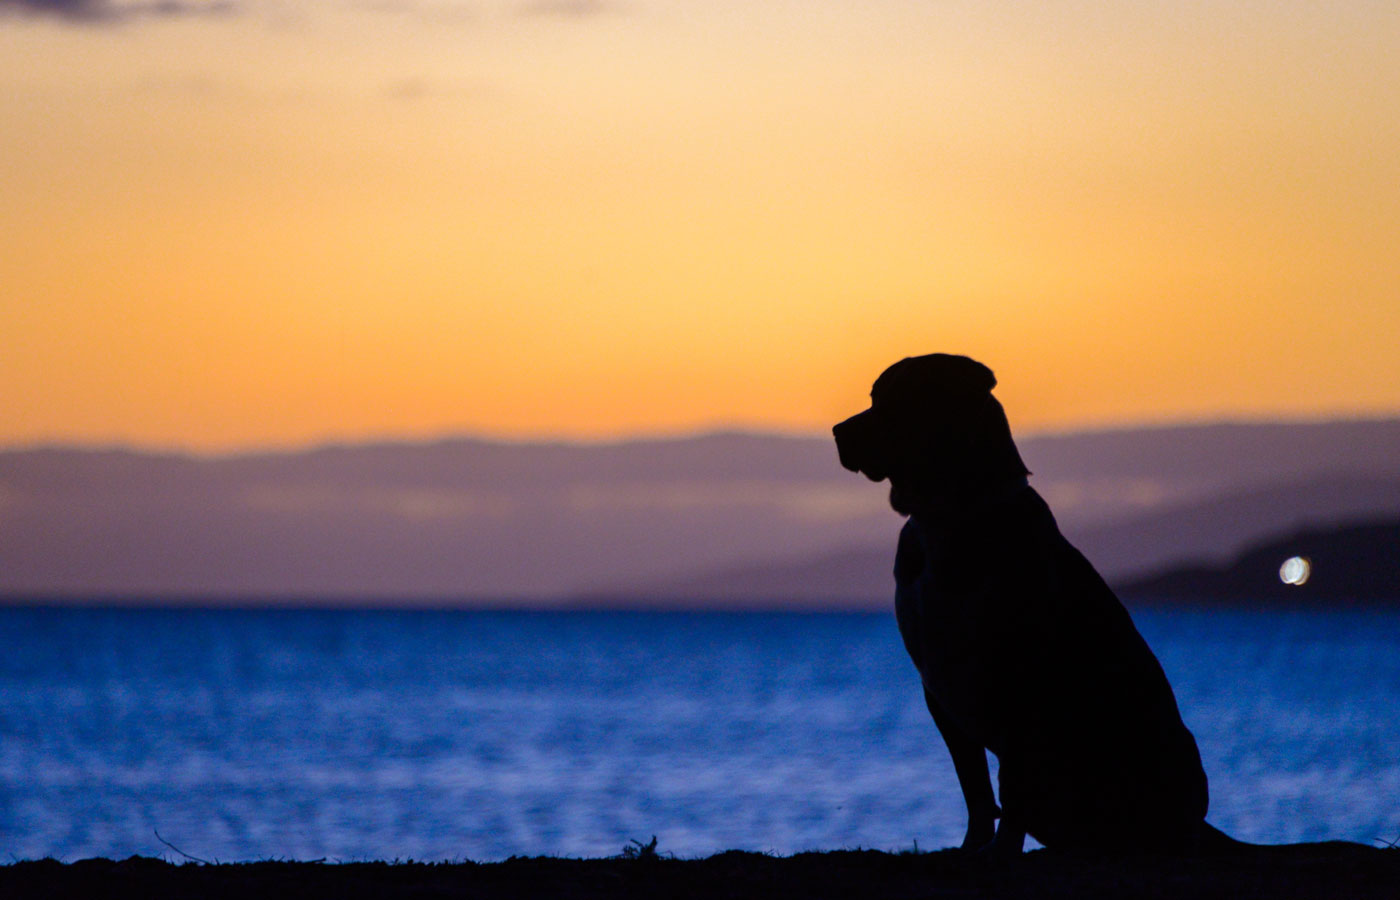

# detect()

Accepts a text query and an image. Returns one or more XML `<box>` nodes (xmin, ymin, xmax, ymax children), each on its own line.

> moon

<box><xmin>1279</xmin><ymin>556</ymin><xmax>1311</xmax><ymax>586</ymax></box>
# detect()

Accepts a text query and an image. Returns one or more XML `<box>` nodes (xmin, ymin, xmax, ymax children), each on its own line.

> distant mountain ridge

<box><xmin>3</xmin><ymin>419</ymin><xmax>1399</xmax><ymax>604</ymax></box>
<box><xmin>590</xmin><ymin>477</ymin><xmax>1400</xmax><ymax>606</ymax></box>
<box><xmin>1119</xmin><ymin>518</ymin><xmax>1400</xmax><ymax>605</ymax></box>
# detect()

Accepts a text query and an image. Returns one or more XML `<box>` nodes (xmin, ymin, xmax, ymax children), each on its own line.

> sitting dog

<box><xmin>833</xmin><ymin>353</ymin><xmax>1211</xmax><ymax>854</ymax></box>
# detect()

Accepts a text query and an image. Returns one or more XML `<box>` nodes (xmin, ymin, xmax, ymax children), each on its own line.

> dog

<box><xmin>833</xmin><ymin>353</ymin><xmax>1211</xmax><ymax>855</ymax></box>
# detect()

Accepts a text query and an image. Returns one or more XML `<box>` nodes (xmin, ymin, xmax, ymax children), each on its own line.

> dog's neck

<box><xmin>974</xmin><ymin>473</ymin><xmax>1032</xmax><ymax>507</ymax></box>
<box><xmin>911</xmin><ymin>473</ymin><xmax>1031</xmax><ymax>527</ymax></box>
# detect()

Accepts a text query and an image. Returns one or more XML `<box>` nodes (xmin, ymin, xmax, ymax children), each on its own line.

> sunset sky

<box><xmin>3</xmin><ymin>0</ymin><xmax>1398</xmax><ymax>451</ymax></box>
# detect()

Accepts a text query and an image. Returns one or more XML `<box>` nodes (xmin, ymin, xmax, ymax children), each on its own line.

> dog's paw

<box><xmin>971</xmin><ymin>824</ymin><xmax>1026</xmax><ymax>861</ymax></box>
<box><xmin>960</xmin><ymin>820</ymin><xmax>997</xmax><ymax>851</ymax></box>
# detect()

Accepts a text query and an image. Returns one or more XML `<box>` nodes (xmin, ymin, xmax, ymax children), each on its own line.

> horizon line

<box><xmin>4</xmin><ymin>411</ymin><xmax>1400</xmax><ymax>460</ymax></box>
<box><xmin>0</xmin><ymin>593</ymin><xmax>890</xmax><ymax>613</ymax></box>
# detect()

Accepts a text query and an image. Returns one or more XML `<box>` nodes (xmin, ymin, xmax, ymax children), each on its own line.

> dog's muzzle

<box><xmin>833</xmin><ymin>409</ymin><xmax>889</xmax><ymax>481</ymax></box>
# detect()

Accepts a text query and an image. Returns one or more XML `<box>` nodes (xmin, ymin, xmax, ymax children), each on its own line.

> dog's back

<box><xmin>896</xmin><ymin>485</ymin><xmax>1209</xmax><ymax>851</ymax></box>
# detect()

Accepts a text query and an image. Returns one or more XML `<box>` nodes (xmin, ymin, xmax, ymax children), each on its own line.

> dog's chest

<box><xmin>894</xmin><ymin>522</ymin><xmax>992</xmax><ymax>731</ymax></box>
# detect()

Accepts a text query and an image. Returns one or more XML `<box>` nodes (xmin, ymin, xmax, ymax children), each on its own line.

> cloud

<box><xmin>562</xmin><ymin>480</ymin><xmax>884</xmax><ymax>524</ymax></box>
<box><xmin>1</xmin><ymin>0</ymin><xmax>615</xmax><ymax>26</ymax></box>
<box><xmin>134</xmin><ymin>72</ymin><xmax>227</xmax><ymax>97</ymax></box>
<box><xmin>385</xmin><ymin>77</ymin><xmax>433</xmax><ymax>101</ymax></box>
<box><xmin>0</xmin><ymin>0</ymin><xmax>237</xmax><ymax>23</ymax></box>
<box><xmin>517</xmin><ymin>0</ymin><xmax>612</xmax><ymax>17</ymax></box>
<box><xmin>353</xmin><ymin>0</ymin><xmax>475</xmax><ymax>24</ymax></box>
<box><xmin>354</xmin><ymin>0</ymin><xmax>610</xmax><ymax>23</ymax></box>
<box><xmin>240</xmin><ymin>485</ymin><xmax>517</xmax><ymax>520</ymax></box>
<box><xmin>382</xmin><ymin>76</ymin><xmax>494</xmax><ymax>102</ymax></box>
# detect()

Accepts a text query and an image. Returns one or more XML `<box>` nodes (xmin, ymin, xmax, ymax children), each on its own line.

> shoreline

<box><xmin>5</xmin><ymin>845</ymin><xmax>1397</xmax><ymax>900</ymax></box>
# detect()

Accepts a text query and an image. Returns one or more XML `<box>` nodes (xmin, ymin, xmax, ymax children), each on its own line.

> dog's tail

<box><xmin>1195</xmin><ymin>822</ymin><xmax>1374</xmax><ymax>857</ymax></box>
<box><xmin>1195</xmin><ymin>822</ymin><xmax>1251</xmax><ymax>855</ymax></box>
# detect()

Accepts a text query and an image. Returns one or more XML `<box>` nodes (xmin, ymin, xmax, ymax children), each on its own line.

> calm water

<box><xmin>1</xmin><ymin>607</ymin><xmax>1397</xmax><ymax>861</ymax></box>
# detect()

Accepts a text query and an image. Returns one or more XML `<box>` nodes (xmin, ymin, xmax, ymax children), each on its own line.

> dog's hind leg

<box><xmin>924</xmin><ymin>688</ymin><xmax>1000</xmax><ymax>850</ymax></box>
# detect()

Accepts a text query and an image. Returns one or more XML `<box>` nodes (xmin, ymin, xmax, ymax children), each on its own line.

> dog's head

<box><xmin>833</xmin><ymin>354</ymin><xmax>1028</xmax><ymax>516</ymax></box>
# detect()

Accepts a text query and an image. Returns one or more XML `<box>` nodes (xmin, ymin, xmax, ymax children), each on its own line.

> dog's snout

<box><xmin>834</xmin><ymin>409</ymin><xmax>886</xmax><ymax>479</ymax></box>
<box><xmin>832</xmin><ymin>415</ymin><xmax>863</xmax><ymax>473</ymax></box>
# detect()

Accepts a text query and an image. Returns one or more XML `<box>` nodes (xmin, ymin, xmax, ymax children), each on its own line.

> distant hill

<box><xmin>1070</xmin><ymin>474</ymin><xmax>1400</xmax><ymax>580</ymax></box>
<box><xmin>3</xmin><ymin>419</ymin><xmax>1400</xmax><ymax>604</ymax></box>
<box><xmin>591</xmin><ymin>475</ymin><xmax>1400</xmax><ymax>606</ymax></box>
<box><xmin>1119</xmin><ymin>519</ymin><xmax>1400</xmax><ymax>605</ymax></box>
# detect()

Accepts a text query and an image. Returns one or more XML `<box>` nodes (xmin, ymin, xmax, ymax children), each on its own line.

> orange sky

<box><xmin>3</xmin><ymin>0</ymin><xmax>1399</xmax><ymax>451</ymax></box>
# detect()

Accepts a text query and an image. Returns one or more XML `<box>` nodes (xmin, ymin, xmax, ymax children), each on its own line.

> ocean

<box><xmin>2</xmin><ymin>607</ymin><xmax>1397</xmax><ymax>862</ymax></box>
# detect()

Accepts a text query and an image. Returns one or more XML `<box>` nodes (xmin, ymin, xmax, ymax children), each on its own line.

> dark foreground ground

<box><xmin>4</xmin><ymin>844</ymin><xmax>1397</xmax><ymax>900</ymax></box>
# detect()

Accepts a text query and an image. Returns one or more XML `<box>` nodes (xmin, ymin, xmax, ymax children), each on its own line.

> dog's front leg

<box><xmin>923</xmin><ymin>689</ymin><xmax>999</xmax><ymax>850</ymax></box>
<box><xmin>983</xmin><ymin>817</ymin><xmax>1026</xmax><ymax>858</ymax></box>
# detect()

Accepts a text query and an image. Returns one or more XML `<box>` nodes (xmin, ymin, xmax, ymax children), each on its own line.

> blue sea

<box><xmin>2</xmin><ymin>607</ymin><xmax>1397</xmax><ymax>862</ymax></box>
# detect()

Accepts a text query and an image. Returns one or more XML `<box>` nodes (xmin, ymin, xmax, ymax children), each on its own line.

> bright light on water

<box><xmin>1280</xmin><ymin>556</ymin><xmax>1312</xmax><ymax>586</ymax></box>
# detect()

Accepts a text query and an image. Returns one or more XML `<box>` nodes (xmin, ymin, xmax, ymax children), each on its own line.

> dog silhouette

<box><xmin>833</xmin><ymin>353</ymin><xmax>1211</xmax><ymax>854</ymax></box>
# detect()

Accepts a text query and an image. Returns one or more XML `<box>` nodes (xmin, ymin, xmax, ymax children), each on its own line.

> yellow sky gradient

<box><xmin>3</xmin><ymin>1</ymin><xmax>1398</xmax><ymax>450</ymax></box>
